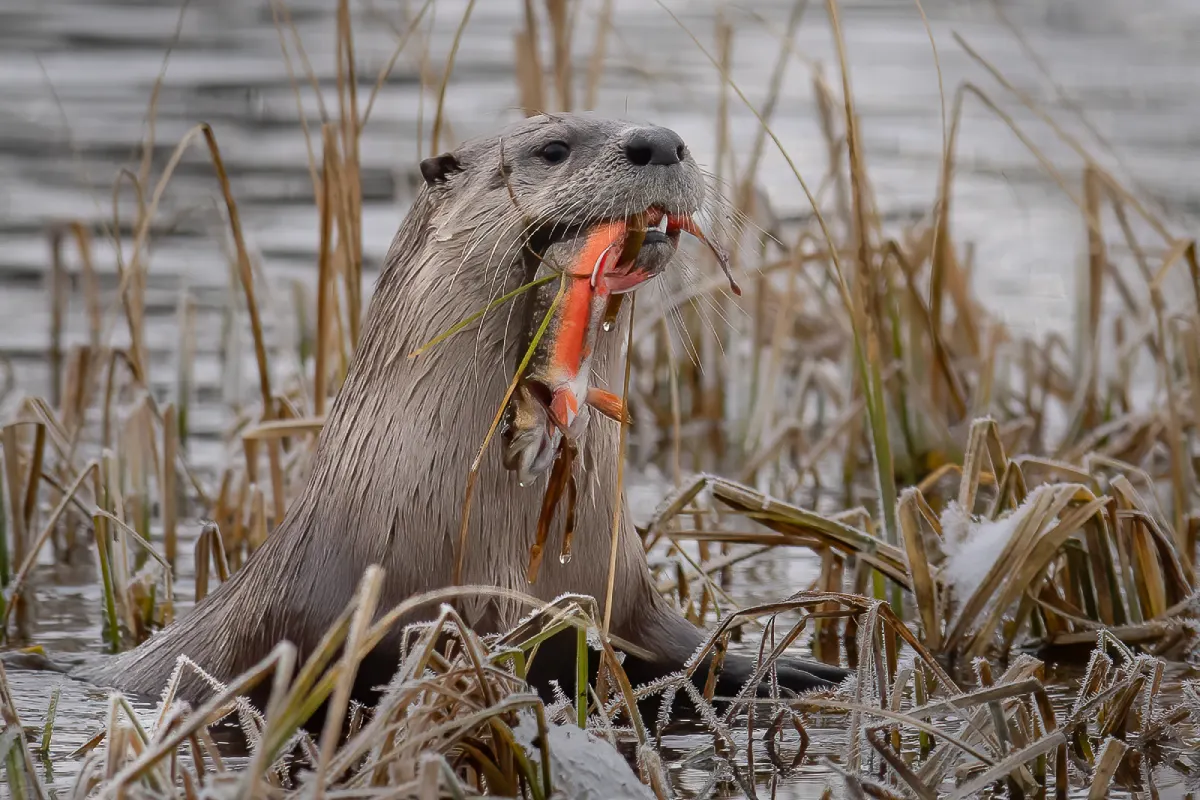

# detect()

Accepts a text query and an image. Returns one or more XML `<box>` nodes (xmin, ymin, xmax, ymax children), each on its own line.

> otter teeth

<box><xmin>653</xmin><ymin>215</ymin><xmax>669</xmax><ymax>233</ymax></box>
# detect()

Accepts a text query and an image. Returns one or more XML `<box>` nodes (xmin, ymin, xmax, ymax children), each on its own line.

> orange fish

<box><xmin>501</xmin><ymin>210</ymin><xmax>736</xmax><ymax>484</ymax></box>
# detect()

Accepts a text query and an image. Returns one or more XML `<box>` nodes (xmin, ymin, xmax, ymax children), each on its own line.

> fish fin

<box><xmin>586</xmin><ymin>388</ymin><xmax>632</xmax><ymax>425</ymax></box>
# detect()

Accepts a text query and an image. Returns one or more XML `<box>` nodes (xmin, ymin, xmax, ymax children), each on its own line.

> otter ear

<box><xmin>420</xmin><ymin>152</ymin><xmax>463</xmax><ymax>185</ymax></box>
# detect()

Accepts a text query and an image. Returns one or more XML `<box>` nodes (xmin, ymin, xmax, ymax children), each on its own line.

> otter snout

<box><xmin>623</xmin><ymin>125</ymin><xmax>687</xmax><ymax>167</ymax></box>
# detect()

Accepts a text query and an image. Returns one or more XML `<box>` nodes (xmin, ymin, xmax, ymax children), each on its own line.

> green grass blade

<box><xmin>39</xmin><ymin>687</ymin><xmax>60</xmax><ymax>758</ymax></box>
<box><xmin>408</xmin><ymin>273</ymin><xmax>557</xmax><ymax>359</ymax></box>
<box><xmin>576</xmin><ymin>624</ymin><xmax>588</xmax><ymax>729</ymax></box>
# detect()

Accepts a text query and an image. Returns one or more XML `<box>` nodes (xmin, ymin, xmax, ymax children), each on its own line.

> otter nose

<box><xmin>623</xmin><ymin>126</ymin><xmax>687</xmax><ymax>167</ymax></box>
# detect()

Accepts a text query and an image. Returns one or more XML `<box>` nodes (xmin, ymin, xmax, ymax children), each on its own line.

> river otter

<box><xmin>84</xmin><ymin>114</ymin><xmax>847</xmax><ymax>717</ymax></box>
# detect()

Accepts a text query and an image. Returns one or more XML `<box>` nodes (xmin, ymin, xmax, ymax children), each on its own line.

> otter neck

<box><xmin>283</xmin><ymin>192</ymin><xmax>639</xmax><ymax>632</ymax></box>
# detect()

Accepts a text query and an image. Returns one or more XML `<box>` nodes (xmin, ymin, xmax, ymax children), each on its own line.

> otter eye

<box><xmin>538</xmin><ymin>141</ymin><xmax>570</xmax><ymax>165</ymax></box>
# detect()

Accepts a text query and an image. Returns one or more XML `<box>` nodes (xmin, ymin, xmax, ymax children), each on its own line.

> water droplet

<box><xmin>518</xmin><ymin>481</ymin><xmax>527</xmax><ymax>488</ymax></box>
<box><xmin>559</xmin><ymin>552</ymin><xmax>572</xmax><ymax>564</ymax></box>
<box><xmin>602</xmin><ymin>321</ymin><xmax>613</xmax><ymax>332</ymax></box>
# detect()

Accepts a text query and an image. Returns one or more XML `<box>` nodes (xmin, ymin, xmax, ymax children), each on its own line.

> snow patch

<box><xmin>512</xmin><ymin>714</ymin><xmax>654</xmax><ymax>800</ymax></box>
<box><xmin>939</xmin><ymin>488</ymin><xmax>1045</xmax><ymax>599</ymax></box>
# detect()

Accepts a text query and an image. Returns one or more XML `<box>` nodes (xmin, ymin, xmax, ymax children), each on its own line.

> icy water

<box><xmin>2</xmin><ymin>0</ymin><xmax>1200</xmax><ymax>796</ymax></box>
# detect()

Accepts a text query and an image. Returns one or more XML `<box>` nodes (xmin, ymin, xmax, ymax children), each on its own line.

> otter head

<box><xmin>419</xmin><ymin>114</ymin><xmax>706</xmax><ymax>234</ymax></box>
<box><xmin>415</xmin><ymin>114</ymin><xmax>724</xmax><ymax>484</ymax></box>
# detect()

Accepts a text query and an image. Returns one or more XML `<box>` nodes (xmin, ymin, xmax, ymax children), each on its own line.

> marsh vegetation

<box><xmin>2</xmin><ymin>0</ymin><xmax>1200</xmax><ymax>797</ymax></box>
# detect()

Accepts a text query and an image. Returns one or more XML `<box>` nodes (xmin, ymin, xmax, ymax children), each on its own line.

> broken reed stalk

<box><xmin>162</xmin><ymin>404</ymin><xmax>178</xmax><ymax>568</ymax></box>
<box><xmin>174</xmin><ymin>289</ymin><xmax>196</xmax><ymax>450</ymax></box>
<box><xmin>335</xmin><ymin>0</ymin><xmax>363</xmax><ymax>347</ymax></box>
<box><xmin>2</xmin><ymin>426</ymin><xmax>29</xmax><ymax>630</ymax></box>
<box><xmin>0</xmin><ymin>454</ymin><xmax>8</xmax><ymax>596</ymax></box>
<box><xmin>193</xmin><ymin>521</ymin><xmax>229</xmax><ymax>604</ymax></box>
<box><xmin>331</xmin><ymin>3</ymin><xmax>362</xmax><ymax>352</ymax></box>
<box><xmin>69</xmin><ymin>222</ymin><xmax>102</xmax><ymax>350</ymax></box>
<box><xmin>48</xmin><ymin>229</ymin><xmax>68</xmax><ymax>410</ymax></box>
<box><xmin>314</xmin><ymin>124</ymin><xmax>337</xmax><ymax>417</ymax></box>
<box><xmin>92</xmin><ymin>510</ymin><xmax>120</xmax><ymax>653</ymax></box>
<box><xmin>21</xmin><ymin>425</ymin><xmax>43</xmax><ymax>553</ymax></box>
<box><xmin>198</xmin><ymin>125</ymin><xmax>286</xmax><ymax>526</ymax></box>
